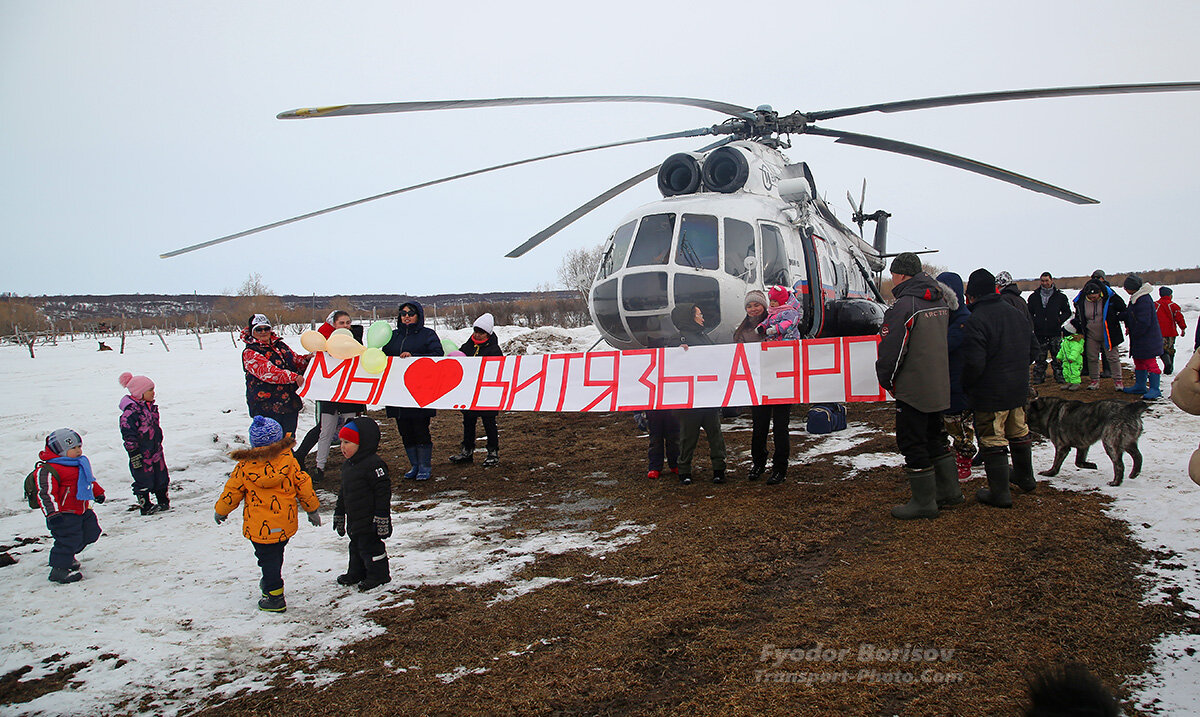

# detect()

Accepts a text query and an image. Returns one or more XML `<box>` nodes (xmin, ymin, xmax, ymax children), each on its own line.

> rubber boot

<box><xmin>890</xmin><ymin>467</ymin><xmax>939</xmax><ymax>520</ymax></box>
<box><xmin>1008</xmin><ymin>437</ymin><xmax>1037</xmax><ymax>493</ymax></box>
<box><xmin>448</xmin><ymin>446</ymin><xmax>473</xmax><ymax>464</ymax></box>
<box><xmin>258</xmin><ymin>587</ymin><xmax>286</xmax><ymax>613</ymax></box>
<box><xmin>483</xmin><ymin>449</ymin><xmax>498</xmax><ymax>467</ymax></box>
<box><xmin>1143</xmin><ymin>372</ymin><xmax>1163</xmax><ymax>400</ymax></box>
<box><xmin>415</xmin><ymin>445</ymin><xmax>433</xmax><ymax>481</ymax></box>
<box><xmin>1122</xmin><ymin>369</ymin><xmax>1147</xmax><ymax>394</ymax></box>
<box><xmin>154</xmin><ymin>490</ymin><xmax>171</xmax><ymax>511</ymax></box>
<box><xmin>932</xmin><ymin>452</ymin><xmax>963</xmax><ymax>508</ymax></box>
<box><xmin>976</xmin><ymin>452</ymin><xmax>1013</xmax><ymax>508</ymax></box>
<box><xmin>403</xmin><ymin>447</ymin><xmax>419</xmax><ymax>479</ymax></box>
<box><xmin>1163</xmin><ymin>353</ymin><xmax>1175</xmax><ymax>375</ymax></box>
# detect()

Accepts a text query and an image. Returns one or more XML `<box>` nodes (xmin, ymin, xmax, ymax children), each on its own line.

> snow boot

<box><xmin>1008</xmin><ymin>437</ymin><xmax>1037</xmax><ymax>493</ymax></box>
<box><xmin>415</xmin><ymin>444</ymin><xmax>433</xmax><ymax>481</ymax></box>
<box><xmin>154</xmin><ymin>490</ymin><xmax>170</xmax><ymax>511</ymax></box>
<box><xmin>483</xmin><ymin>449</ymin><xmax>498</xmax><ymax>467</ymax></box>
<box><xmin>891</xmin><ymin>467</ymin><xmax>939</xmax><ymax>520</ymax></box>
<box><xmin>136</xmin><ymin>492</ymin><xmax>158</xmax><ymax>516</ymax></box>
<box><xmin>1122</xmin><ymin>369</ymin><xmax>1147</xmax><ymax>394</ymax></box>
<box><xmin>976</xmin><ymin>451</ymin><xmax>1013</xmax><ymax>508</ymax></box>
<box><xmin>258</xmin><ymin>587</ymin><xmax>286</xmax><ymax>613</ymax></box>
<box><xmin>48</xmin><ymin>567</ymin><xmax>82</xmax><ymax>584</ymax></box>
<box><xmin>712</xmin><ymin>469</ymin><xmax>726</xmax><ymax>484</ymax></box>
<box><xmin>955</xmin><ymin>453</ymin><xmax>974</xmax><ymax>482</ymax></box>
<box><xmin>336</xmin><ymin>573</ymin><xmax>364</xmax><ymax>586</ymax></box>
<box><xmin>766</xmin><ymin>468</ymin><xmax>786</xmax><ymax>485</ymax></box>
<box><xmin>70</xmin><ymin>558</ymin><xmax>81</xmax><ymax>570</ymax></box>
<box><xmin>747</xmin><ymin>464</ymin><xmax>765</xmax><ymax>482</ymax></box>
<box><xmin>449</xmin><ymin>446</ymin><xmax>473</xmax><ymax>464</ymax></box>
<box><xmin>932</xmin><ymin>452</ymin><xmax>963</xmax><ymax>508</ymax></box>
<box><xmin>1143</xmin><ymin>372</ymin><xmax>1163</xmax><ymax>400</ymax></box>
<box><xmin>403</xmin><ymin>447</ymin><xmax>419</xmax><ymax>479</ymax></box>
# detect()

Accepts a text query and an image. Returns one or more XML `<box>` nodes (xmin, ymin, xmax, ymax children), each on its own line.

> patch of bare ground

<box><xmin>179</xmin><ymin>373</ymin><xmax>1180</xmax><ymax>715</ymax></box>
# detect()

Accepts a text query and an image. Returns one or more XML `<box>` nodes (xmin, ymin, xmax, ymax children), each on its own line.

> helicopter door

<box><xmin>799</xmin><ymin>230</ymin><xmax>825</xmax><ymax>336</ymax></box>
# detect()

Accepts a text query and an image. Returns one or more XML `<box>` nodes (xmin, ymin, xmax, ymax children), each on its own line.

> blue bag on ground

<box><xmin>806</xmin><ymin>403</ymin><xmax>847</xmax><ymax>434</ymax></box>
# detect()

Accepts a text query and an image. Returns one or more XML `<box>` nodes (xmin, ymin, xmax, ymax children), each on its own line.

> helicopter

<box><xmin>163</xmin><ymin>82</ymin><xmax>1200</xmax><ymax>349</ymax></box>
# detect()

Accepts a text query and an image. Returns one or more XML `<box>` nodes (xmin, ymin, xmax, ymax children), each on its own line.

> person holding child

<box><xmin>734</xmin><ymin>288</ymin><xmax>793</xmax><ymax>485</ymax></box>
<box><xmin>118</xmin><ymin>371</ymin><xmax>170</xmax><ymax>515</ymax></box>
<box><xmin>449</xmin><ymin>313</ymin><xmax>503</xmax><ymax>467</ymax></box>
<box><xmin>215</xmin><ymin>416</ymin><xmax>321</xmax><ymax>613</ymax></box>
<box><xmin>332</xmin><ymin>417</ymin><xmax>392</xmax><ymax>592</ymax></box>
<box><xmin>34</xmin><ymin>428</ymin><xmax>106</xmax><ymax>584</ymax></box>
<box><xmin>382</xmin><ymin>301</ymin><xmax>443</xmax><ymax>481</ymax></box>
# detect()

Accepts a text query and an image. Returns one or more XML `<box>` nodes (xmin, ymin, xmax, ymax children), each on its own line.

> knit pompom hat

<box><xmin>744</xmin><ymin>289</ymin><xmax>767</xmax><ymax>310</ymax></box>
<box><xmin>119</xmin><ymin>371</ymin><xmax>155</xmax><ymax>398</ymax></box>
<box><xmin>249</xmin><ymin>416</ymin><xmax>283</xmax><ymax>447</ymax></box>
<box><xmin>767</xmin><ymin>286</ymin><xmax>791</xmax><ymax>305</ymax></box>
<box><xmin>472</xmin><ymin>312</ymin><xmax>495</xmax><ymax>335</ymax></box>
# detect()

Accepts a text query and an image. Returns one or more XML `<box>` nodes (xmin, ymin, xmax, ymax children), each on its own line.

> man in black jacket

<box><xmin>876</xmin><ymin>253</ymin><xmax>958</xmax><ymax>519</ymax></box>
<box><xmin>961</xmin><ymin>269</ymin><xmax>1039</xmax><ymax>508</ymax></box>
<box><xmin>1027</xmin><ymin>272</ymin><xmax>1073</xmax><ymax>384</ymax></box>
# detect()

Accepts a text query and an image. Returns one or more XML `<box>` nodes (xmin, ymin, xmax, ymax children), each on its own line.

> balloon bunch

<box><xmin>299</xmin><ymin>320</ymin><xmax>395</xmax><ymax>375</ymax></box>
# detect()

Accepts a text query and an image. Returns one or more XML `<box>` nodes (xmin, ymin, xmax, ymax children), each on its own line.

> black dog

<box><xmin>1026</xmin><ymin>397</ymin><xmax>1149</xmax><ymax>487</ymax></box>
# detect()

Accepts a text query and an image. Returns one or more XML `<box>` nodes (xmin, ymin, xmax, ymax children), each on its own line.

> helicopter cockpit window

<box><xmin>723</xmin><ymin>218</ymin><xmax>756</xmax><ymax>282</ymax></box>
<box><xmin>598</xmin><ymin>220</ymin><xmax>637</xmax><ymax>280</ymax></box>
<box><xmin>626</xmin><ymin>213</ymin><xmax>676</xmax><ymax>267</ymax></box>
<box><xmin>760</xmin><ymin>224</ymin><xmax>790</xmax><ymax>287</ymax></box>
<box><xmin>676</xmin><ymin>214</ymin><xmax>719</xmax><ymax>270</ymax></box>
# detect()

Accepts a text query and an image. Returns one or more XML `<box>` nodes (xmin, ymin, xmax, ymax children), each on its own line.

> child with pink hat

<box><xmin>118</xmin><ymin>371</ymin><xmax>170</xmax><ymax>515</ymax></box>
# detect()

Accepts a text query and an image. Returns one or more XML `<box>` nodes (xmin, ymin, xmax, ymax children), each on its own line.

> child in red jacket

<box><xmin>34</xmin><ymin>428</ymin><xmax>106</xmax><ymax>584</ymax></box>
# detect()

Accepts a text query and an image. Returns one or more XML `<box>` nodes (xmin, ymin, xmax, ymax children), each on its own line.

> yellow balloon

<box><xmin>360</xmin><ymin>347</ymin><xmax>388</xmax><ymax>374</ymax></box>
<box><xmin>330</xmin><ymin>328</ymin><xmax>353</xmax><ymax>338</ymax></box>
<box><xmin>327</xmin><ymin>334</ymin><xmax>366</xmax><ymax>360</ymax></box>
<box><xmin>300</xmin><ymin>330</ymin><xmax>326</xmax><ymax>353</ymax></box>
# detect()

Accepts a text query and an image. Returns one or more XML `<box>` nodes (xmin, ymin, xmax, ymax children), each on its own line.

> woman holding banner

<box><xmin>382</xmin><ymin>301</ymin><xmax>443</xmax><ymax>481</ymax></box>
<box><xmin>734</xmin><ymin>289</ymin><xmax>792</xmax><ymax>485</ymax></box>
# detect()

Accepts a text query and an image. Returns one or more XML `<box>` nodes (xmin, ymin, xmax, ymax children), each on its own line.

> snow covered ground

<box><xmin>2</xmin><ymin>288</ymin><xmax>1200</xmax><ymax>714</ymax></box>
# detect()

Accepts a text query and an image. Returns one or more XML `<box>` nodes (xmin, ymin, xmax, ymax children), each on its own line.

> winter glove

<box><xmin>755</xmin><ymin>324</ymin><xmax>766</xmax><ymax>335</ymax></box>
<box><xmin>214</xmin><ymin>511</ymin><xmax>227</xmax><ymax>525</ymax></box>
<box><xmin>375</xmin><ymin>515</ymin><xmax>392</xmax><ymax>538</ymax></box>
<box><xmin>333</xmin><ymin>514</ymin><xmax>346</xmax><ymax>537</ymax></box>
<box><xmin>307</xmin><ymin>510</ymin><xmax>321</xmax><ymax>527</ymax></box>
<box><xmin>93</xmin><ymin>494</ymin><xmax>105</xmax><ymax>504</ymax></box>
<box><xmin>765</xmin><ymin>325</ymin><xmax>779</xmax><ymax>338</ymax></box>
<box><xmin>129</xmin><ymin>453</ymin><xmax>143</xmax><ymax>470</ymax></box>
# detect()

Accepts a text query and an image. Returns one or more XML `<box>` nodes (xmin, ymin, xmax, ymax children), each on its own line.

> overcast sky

<box><xmin>3</xmin><ymin>1</ymin><xmax>1199</xmax><ymax>298</ymax></box>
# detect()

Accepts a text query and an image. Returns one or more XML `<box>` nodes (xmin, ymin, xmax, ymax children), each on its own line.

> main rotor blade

<box><xmin>805</xmin><ymin>126</ymin><xmax>1098</xmax><ymax>205</ymax></box>
<box><xmin>160</xmin><ymin>127</ymin><xmax>715</xmax><ymax>258</ymax></box>
<box><xmin>279</xmin><ymin>95</ymin><xmax>754</xmax><ymax>120</ymax></box>
<box><xmin>806</xmin><ymin>81</ymin><xmax>1200</xmax><ymax>121</ymax></box>
<box><xmin>506</xmin><ymin>137</ymin><xmax>735</xmax><ymax>257</ymax></box>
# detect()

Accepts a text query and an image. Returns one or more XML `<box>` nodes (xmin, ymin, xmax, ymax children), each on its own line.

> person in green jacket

<box><xmin>1057</xmin><ymin>318</ymin><xmax>1085</xmax><ymax>391</ymax></box>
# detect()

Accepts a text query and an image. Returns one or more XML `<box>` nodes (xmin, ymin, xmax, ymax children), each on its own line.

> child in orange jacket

<box><xmin>215</xmin><ymin>416</ymin><xmax>321</xmax><ymax>613</ymax></box>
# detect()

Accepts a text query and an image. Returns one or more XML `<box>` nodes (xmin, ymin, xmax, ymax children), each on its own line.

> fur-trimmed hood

<box><xmin>229</xmin><ymin>435</ymin><xmax>296</xmax><ymax>463</ymax></box>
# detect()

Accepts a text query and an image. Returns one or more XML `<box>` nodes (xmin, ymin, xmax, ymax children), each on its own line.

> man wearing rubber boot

<box><xmin>876</xmin><ymin>253</ymin><xmax>957</xmax><ymax>520</ymax></box>
<box><xmin>961</xmin><ymin>269</ymin><xmax>1039</xmax><ymax>508</ymax></box>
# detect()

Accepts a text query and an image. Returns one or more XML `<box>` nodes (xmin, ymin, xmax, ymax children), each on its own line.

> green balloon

<box><xmin>441</xmin><ymin>337</ymin><xmax>458</xmax><ymax>355</ymax></box>
<box><xmin>365</xmin><ymin>320</ymin><xmax>393</xmax><ymax>349</ymax></box>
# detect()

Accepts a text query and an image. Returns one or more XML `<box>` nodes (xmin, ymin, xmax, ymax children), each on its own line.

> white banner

<box><xmin>299</xmin><ymin>336</ymin><xmax>887</xmax><ymax>411</ymax></box>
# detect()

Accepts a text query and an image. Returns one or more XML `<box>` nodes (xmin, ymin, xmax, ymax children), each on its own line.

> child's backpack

<box><xmin>23</xmin><ymin>462</ymin><xmax>56</xmax><ymax>510</ymax></box>
<box><xmin>806</xmin><ymin>403</ymin><xmax>847</xmax><ymax>434</ymax></box>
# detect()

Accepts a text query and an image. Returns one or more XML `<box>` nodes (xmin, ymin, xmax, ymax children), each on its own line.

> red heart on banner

<box><xmin>403</xmin><ymin>357</ymin><xmax>464</xmax><ymax>407</ymax></box>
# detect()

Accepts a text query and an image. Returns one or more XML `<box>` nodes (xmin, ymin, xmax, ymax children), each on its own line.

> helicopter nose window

<box><xmin>626</xmin><ymin>213</ymin><xmax>676</xmax><ymax>267</ymax></box>
<box><xmin>622</xmin><ymin>272</ymin><xmax>669</xmax><ymax>311</ymax></box>
<box><xmin>591</xmin><ymin>278</ymin><xmax>630</xmax><ymax>342</ymax></box>
<box><xmin>598</xmin><ymin>220</ymin><xmax>637</xmax><ymax>280</ymax></box>
<box><xmin>723</xmin><ymin>218</ymin><xmax>756</xmax><ymax>282</ymax></box>
<box><xmin>760</xmin><ymin>223</ymin><xmax>790</xmax><ymax>287</ymax></box>
<box><xmin>674</xmin><ymin>275</ymin><xmax>721</xmax><ymax>331</ymax></box>
<box><xmin>676</xmin><ymin>214</ymin><xmax>718</xmax><ymax>270</ymax></box>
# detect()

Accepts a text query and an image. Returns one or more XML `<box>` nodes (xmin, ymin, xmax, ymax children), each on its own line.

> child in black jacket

<box><xmin>332</xmin><ymin>417</ymin><xmax>392</xmax><ymax>592</ymax></box>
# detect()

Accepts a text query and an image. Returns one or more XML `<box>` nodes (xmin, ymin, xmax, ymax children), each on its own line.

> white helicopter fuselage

<box><xmin>589</xmin><ymin>141</ymin><xmax>885</xmax><ymax>350</ymax></box>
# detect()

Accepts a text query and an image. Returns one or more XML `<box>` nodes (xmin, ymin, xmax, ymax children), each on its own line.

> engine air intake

<box><xmin>701</xmin><ymin>146</ymin><xmax>750</xmax><ymax>193</ymax></box>
<box><xmin>657</xmin><ymin>153</ymin><xmax>702</xmax><ymax>196</ymax></box>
